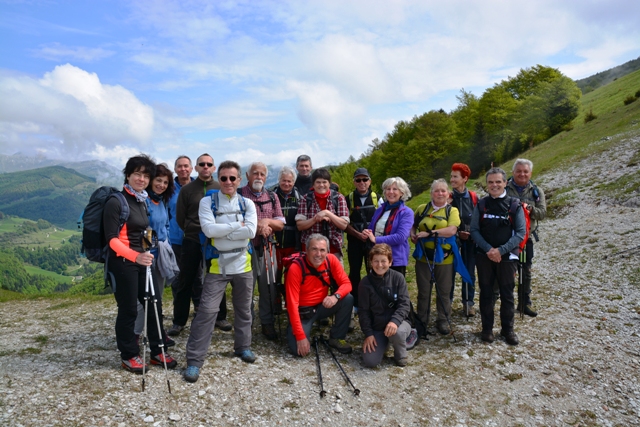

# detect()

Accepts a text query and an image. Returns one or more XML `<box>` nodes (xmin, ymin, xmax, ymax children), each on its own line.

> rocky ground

<box><xmin>1</xmin><ymin>133</ymin><xmax>639</xmax><ymax>427</ymax></box>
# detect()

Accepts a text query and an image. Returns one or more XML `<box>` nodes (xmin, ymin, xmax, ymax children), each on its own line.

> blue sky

<box><xmin>1</xmin><ymin>0</ymin><xmax>639</xmax><ymax>170</ymax></box>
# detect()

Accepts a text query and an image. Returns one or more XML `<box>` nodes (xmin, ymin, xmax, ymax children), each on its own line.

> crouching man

<box><xmin>285</xmin><ymin>234</ymin><xmax>354</xmax><ymax>356</ymax></box>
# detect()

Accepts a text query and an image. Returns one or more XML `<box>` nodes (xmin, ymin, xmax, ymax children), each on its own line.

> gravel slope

<box><xmin>1</xmin><ymin>134</ymin><xmax>639</xmax><ymax>427</ymax></box>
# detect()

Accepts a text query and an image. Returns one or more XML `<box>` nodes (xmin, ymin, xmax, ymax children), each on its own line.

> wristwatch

<box><xmin>334</xmin><ymin>293</ymin><xmax>341</xmax><ymax>301</ymax></box>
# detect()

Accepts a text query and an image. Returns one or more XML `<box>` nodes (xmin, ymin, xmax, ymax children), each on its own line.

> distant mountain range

<box><xmin>575</xmin><ymin>56</ymin><xmax>640</xmax><ymax>94</ymax></box>
<box><xmin>0</xmin><ymin>153</ymin><xmax>123</xmax><ymax>188</ymax></box>
<box><xmin>0</xmin><ymin>165</ymin><xmax>98</xmax><ymax>229</ymax></box>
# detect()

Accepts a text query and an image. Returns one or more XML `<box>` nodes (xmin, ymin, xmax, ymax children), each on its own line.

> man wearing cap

<box><xmin>344</xmin><ymin>168</ymin><xmax>379</xmax><ymax>318</ymax></box>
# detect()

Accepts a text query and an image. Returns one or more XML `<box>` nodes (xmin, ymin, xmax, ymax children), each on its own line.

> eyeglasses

<box><xmin>220</xmin><ymin>176</ymin><xmax>238</xmax><ymax>182</ymax></box>
<box><xmin>198</xmin><ymin>162</ymin><xmax>213</xmax><ymax>167</ymax></box>
<box><xmin>354</xmin><ymin>178</ymin><xmax>369</xmax><ymax>183</ymax></box>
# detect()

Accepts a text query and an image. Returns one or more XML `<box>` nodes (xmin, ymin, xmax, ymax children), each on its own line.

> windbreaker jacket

<box><xmin>358</xmin><ymin>269</ymin><xmax>410</xmax><ymax>337</ymax></box>
<box><xmin>368</xmin><ymin>203</ymin><xmax>413</xmax><ymax>267</ymax></box>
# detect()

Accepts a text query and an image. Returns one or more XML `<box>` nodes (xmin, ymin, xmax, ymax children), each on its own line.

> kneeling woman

<box><xmin>104</xmin><ymin>154</ymin><xmax>177</xmax><ymax>373</ymax></box>
<box><xmin>358</xmin><ymin>244</ymin><xmax>411</xmax><ymax>367</ymax></box>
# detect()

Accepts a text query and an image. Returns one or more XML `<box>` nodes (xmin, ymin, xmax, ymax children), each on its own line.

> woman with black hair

<box><xmin>133</xmin><ymin>163</ymin><xmax>178</xmax><ymax>348</ymax></box>
<box><xmin>104</xmin><ymin>154</ymin><xmax>177</xmax><ymax>373</ymax></box>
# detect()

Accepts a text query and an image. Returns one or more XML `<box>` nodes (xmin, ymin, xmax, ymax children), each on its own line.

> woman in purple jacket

<box><xmin>363</xmin><ymin>177</ymin><xmax>413</xmax><ymax>277</ymax></box>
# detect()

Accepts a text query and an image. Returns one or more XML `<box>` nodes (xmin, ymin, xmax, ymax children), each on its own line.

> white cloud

<box><xmin>33</xmin><ymin>43</ymin><xmax>115</xmax><ymax>62</ymax></box>
<box><xmin>0</xmin><ymin>64</ymin><xmax>154</xmax><ymax>158</ymax></box>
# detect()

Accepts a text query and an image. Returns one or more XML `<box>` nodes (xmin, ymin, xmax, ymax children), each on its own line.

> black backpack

<box><xmin>78</xmin><ymin>187</ymin><xmax>129</xmax><ymax>263</ymax></box>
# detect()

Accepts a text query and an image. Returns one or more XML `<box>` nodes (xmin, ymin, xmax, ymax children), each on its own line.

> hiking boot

<box><xmin>395</xmin><ymin>357</ymin><xmax>408</xmax><ymax>367</ymax></box>
<box><xmin>519</xmin><ymin>304</ymin><xmax>538</xmax><ymax>317</ymax></box>
<box><xmin>406</xmin><ymin>328</ymin><xmax>419</xmax><ymax>350</ymax></box>
<box><xmin>436</xmin><ymin>320</ymin><xmax>451</xmax><ymax>335</ymax></box>
<box><xmin>261</xmin><ymin>323</ymin><xmax>277</xmax><ymax>341</ymax></box>
<box><xmin>215</xmin><ymin>319</ymin><xmax>233</xmax><ymax>332</ymax></box>
<box><xmin>464</xmin><ymin>304</ymin><xmax>476</xmax><ymax>317</ymax></box>
<box><xmin>501</xmin><ymin>329</ymin><xmax>519</xmax><ymax>345</ymax></box>
<box><xmin>235</xmin><ymin>349</ymin><xmax>256</xmax><ymax>363</ymax></box>
<box><xmin>327</xmin><ymin>338</ymin><xmax>352</xmax><ymax>354</ymax></box>
<box><xmin>121</xmin><ymin>355</ymin><xmax>146</xmax><ymax>374</ymax></box>
<box><xmin>481</xmin><ymin>331</ymin><xmax>495</xmax><ymax>343</ymax></box>
<box><xmin>164</xmin><ymin>335</ymin><xmax>175</xmax><ymax>348</ymax></box>
<box><xmin>184</xmin><ymin>365</ymin><xmax>200</xmax><ymax>383</ymax></box>
<box><xmin>150</xmin><ymin>353</ymin><xmax>178</xmax><ymax>369</ymax></box>
<box><xmin>167</xmin><ymin>324</ymin><xmax>183</xmax><ymax>336</ymax></box>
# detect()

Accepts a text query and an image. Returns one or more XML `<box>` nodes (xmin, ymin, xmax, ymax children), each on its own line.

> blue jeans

<box><xmin>450</xmin><ymin>239</ymin><xmax>476</xmax><ymax>306</ymax></box>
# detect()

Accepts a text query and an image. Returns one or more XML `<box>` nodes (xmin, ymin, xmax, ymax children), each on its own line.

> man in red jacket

<box><xmin>285</xmin><ymin>234</ymin><xmax>354</xmax><ymax>356</ymax></box>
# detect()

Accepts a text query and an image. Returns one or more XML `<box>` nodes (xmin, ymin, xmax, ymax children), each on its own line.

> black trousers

<box><xmin>477</xmin><ymin>254</ymin><xmax>516</xmax><ymax>332</ymax></box>
<box><xmin>347</xmin><ymin>237</ymin><xmax>370</xmax><ymax>308</ymax></box>
<box><xmin>110</xmin><ymin>256</ymin><xmax>161</xmax><ymax>359</ymax></box>
<box><xmin>172</xmin><ymin>238</ymin><xmax>226</xmax><ymax>327</ymax></box>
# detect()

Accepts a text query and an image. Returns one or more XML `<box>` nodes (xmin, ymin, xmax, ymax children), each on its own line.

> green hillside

<box><xmin>0</xmin><ymin>165</ymin><xmax>98</xmax><ymax>229</ymax></box>
<box><xmin>575</xmin><ymin>56</ymin><xmax>640</xmax><ymax>94</ymax></box>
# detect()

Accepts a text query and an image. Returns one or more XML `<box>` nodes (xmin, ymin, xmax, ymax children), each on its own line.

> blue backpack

<box><xmin>198</xmin><ymin>190</ymin><xmax>253</xmax><ymax>262</ymax></box>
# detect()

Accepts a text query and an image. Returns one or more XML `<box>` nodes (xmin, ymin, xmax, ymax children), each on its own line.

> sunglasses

<box><xmin>354</xmin><ymin>178</ymin><xmax>369</xmax><ymax>183</ymax></box>
<box><xmin>198</xmin><ymin>162</ymin><xmax>213</xmax><ymax>167</ymax></box>
<box><xmin>220</xmin><ymin>176</ymin><xmax>238</xmax><ymax>182</ymax></box>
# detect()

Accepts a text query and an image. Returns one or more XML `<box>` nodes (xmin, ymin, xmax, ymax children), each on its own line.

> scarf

<box><xmin>124</xmin><ymin>184</ymin><xmax>148</xmax><ymax>203</ymax></box>
<box><xmin>147</xmin><ymin>190</ymin><xmax>163</xmax><ymax>203</ymax></box>
<box><xmin>314</xmin><ymin>190</ymin><xmax>330</xmax><ymax>211</ymax></box>
<box><xmin>382</xmin><ymin>201</ymin><xmax>402</xmax><ymax>236</ymax></box>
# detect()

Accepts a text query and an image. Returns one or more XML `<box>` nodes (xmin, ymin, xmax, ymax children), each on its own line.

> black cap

<box><xmin>353</xmin><ymin>167</ymin><xmax>370</xmax><ymax>179</ymax></box>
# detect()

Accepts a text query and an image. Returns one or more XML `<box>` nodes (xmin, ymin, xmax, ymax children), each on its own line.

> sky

<box><xmin>1</xmin><ymin>0</ymin><xmax>639</xmax><ymax>170</ymax></box>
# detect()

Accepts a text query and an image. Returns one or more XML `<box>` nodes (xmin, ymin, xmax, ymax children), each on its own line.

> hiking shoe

<box><xmin>261</xmin><ymin>323</ymin><xmax>277</xmax><ymax>341</ymax></box>
<box><xmin>464</xmin><ymin>304</ymin><xmax>476</xmax><ymax>317</ymax></box>
<box><xmin>164</xmin><ymin>335</ymin><xmax>175</xmax><ymax>348</ymax></box>
<box><xmin>406</xmin><ymin>328</ymin><xmax>419</xmax><ymax>350</ymax></box>
<box><xmin>121</xmin><ymin>355</ymin><xmax>146</xmax><ymax>374</ymax></box>
<box><xmin>215</xmin><ymin>319</ymin><xmax>233</xmax><ymax>332</ymax></box>
<box><xmin>395</xmin><ymin>357</ymin><xmax>408</xmax><ymax>367</ymax></box>
<box><xmin>327</xmin><ymin>338</ymin><xmax>352</xmax><ymax>354</ymax></box>
<box><xmin>436</xmin><ymin>320</ymin><xmax>451</xmax><ymax>335</ymax></box>
<box><xmin>167</xmin><ymin>324</ymin><xmax>184</xmax><ymax>336</ymax></box>
<box><xmin>519</xmin><ymin>304</ymin><xmax>538</xmax><ymax>317</ymax></box>
<box><xmin>481</xmin><ymin>331</ymin><xmax>495</xmax><ymax>343</ymax></box>
<box><xmin>235</xmin><ymin>349</ymin><xmax>256</xmax><ymax>363</ymax></box>
<box><xmin>184</xmin><ymin>365</ymin><xmax>200</xmax><ymax>383</ymax></box>
<box><xmin>501</xmin><ymin>329</ymin><xmax>519</xmax><ymax>346</ymax></box>
<box><xmin>150</xmin><ymin>353</ymin><xmax>178</xmax><ymax>369</ymax></box>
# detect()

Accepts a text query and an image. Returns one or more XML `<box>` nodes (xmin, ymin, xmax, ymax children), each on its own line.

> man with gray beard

<box><xmin>240</xmin><ymin>162</ymin><xmax>286</xmax><ymax>340</ymax></box>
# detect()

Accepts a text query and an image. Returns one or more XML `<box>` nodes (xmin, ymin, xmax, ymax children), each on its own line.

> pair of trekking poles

<box><xmin>140</xmin><ymin>228</ymin><xmax>172</xmax><ymax>394</ymax></box>
<box><xmin>262</xmin><ymin>236</ymin><xmax>283</xmax><ymax>341</ymax></box>
<box><xmin>313</xmin><ymin>336</ymin><xmax>359</xmax><ymax>397</ymax></box>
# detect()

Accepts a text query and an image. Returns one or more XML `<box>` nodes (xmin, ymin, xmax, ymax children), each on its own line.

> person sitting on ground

<box><xmin>358</xmin><ymin>244</ymin><xmax>411</xmax><ymax>367</ymax></box>
<box><xmin>184</xmin><ymin>161</ymin><xmax>258</xmax><ymax>383</ymax></box>
<box><xmin>285</xmin><ymin>234</ymin><xmax>354</xmax><ymax>356</ymax></box>
<box><xmin>449</xmin><ymin>163</ymin><xmax>479</xmax><ymax>317</ymax></box>
<box><xmin>296</xmin><ymin>168</ymin><xmax>349</xmax><ymax>260</ymax></box>
<box><xmin>506</xmin><ymin>158</ymin><xmax>546</xmax><ymax>317</ymax></box>
<box><xmin>471</xmin><ymin>167</ymin><xmax>525</xmax><ymax>346</ymax></box>
<box><xmin>104</xmin><ymin>154</ymin><xmax>177</xmax><ymax>373</ymax></box>
<box><xmin>411</xmin><ymin>179</ymin><xmax>464</xmax><ymax>336</ymax></box>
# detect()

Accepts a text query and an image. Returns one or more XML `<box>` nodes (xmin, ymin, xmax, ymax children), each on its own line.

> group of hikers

<box><xmin>102</xmin><ymin>152</ymin><xmax>546</xmax><ymax>383</ymax></box>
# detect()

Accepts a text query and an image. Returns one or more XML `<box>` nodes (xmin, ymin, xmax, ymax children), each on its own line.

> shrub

<box><xmin>635</xmin><ymin>89</ymin><xmax>640</xmax><ymax>98</ymax></box>
<box><xmin>623</xmin><ymin>95</ymin><xmax>638</xmax><ymax>106</ymax></box>
<box><xmin>584</xmin><ymin>107</ymin><xmax>597</xmax><ymax>123</ymax></box>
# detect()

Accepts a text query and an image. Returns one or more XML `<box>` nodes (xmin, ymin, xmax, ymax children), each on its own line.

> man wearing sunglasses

<box><xmin>241</xmin><ymin>162</ymin><xmax>286</xmax><ymax>341</ymax></box>
<box><xmin>169</xmin><ymin>154</ymin><xmax>222</xmax><ymax>336</ymax></box>
<box><xmin>344</xmin><ymin>168</ymin><xmax>379</xmax><ymax>330</ymax></box>
<box><xmin>184</xmin><ymin>161</ymin><xmax>258</xmax><ymax>381</ymax></box>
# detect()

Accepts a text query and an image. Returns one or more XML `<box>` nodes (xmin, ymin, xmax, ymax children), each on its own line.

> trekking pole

<box><xmin>518</xmin><ymin>251</ymin><xmax>525</xmax><ymax>320</ymax></box>
<box><xmin>320</xmin><ymin>337</ymin><xmax>360</xmax><ymax>396</ymax></box>
<box><xmin>146</xmin><ymin>263</ymin><xmax>172</xmax><ymax>394</ymax></box>
<box><xmin>313</xmin><ymin>337</ymin><xmax>326</xmax><ymax>398</ymax></box>
<box><xmin>141</xmin><ymin>269</ymin><xmax>149</xmax><ymax>392</ymax></box>
<box><xmin>603</xmin><ymin>243</ymin><xmax>640</xmax><ymax>259</ymax></box>
<box><xmin>262</xmin><ymin>237</ymin><xmax>279</xmax><ymax>339</ymax></box>
<box><xmin>266</xmin><ymin>237</ymin><xmax>282</xmax><ymax>341</ymax></box>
